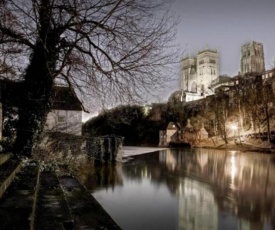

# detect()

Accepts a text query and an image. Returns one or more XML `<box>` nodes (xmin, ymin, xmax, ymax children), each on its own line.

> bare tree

<box><xmin>0</xmin><ymin>0</ymin><xmax>178</xmax><ymax>156</ymax></box>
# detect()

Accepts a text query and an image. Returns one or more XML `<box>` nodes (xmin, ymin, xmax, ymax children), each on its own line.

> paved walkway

<box><xmin>0</xmin><ymin>156</ymin><xmax>122</xmax><ymax>230</ymax></box>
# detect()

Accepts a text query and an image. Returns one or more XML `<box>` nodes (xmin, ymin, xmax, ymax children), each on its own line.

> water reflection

<box><xmin>77</xmin><ymin>148</ymin><xmax>275</xmax><ymax>230</ymax></box>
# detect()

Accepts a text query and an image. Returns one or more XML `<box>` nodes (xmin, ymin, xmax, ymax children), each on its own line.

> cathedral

<box><xmin>181</xmin><ymin>47</ymin><xmax>219</xmax><ymax>101</ymax></box>
<box><xmin>176</xmin><ymin>41</ymin><xmax>265</xmax><ymax>103</ymax></box>
<box><xmin>240</xmin><ymin>41</ymin><xmax>265</xmax><ymax>74</ymax></box>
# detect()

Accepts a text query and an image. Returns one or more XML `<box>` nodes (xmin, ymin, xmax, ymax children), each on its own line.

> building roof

<box><xmin>51</xmin><ymin>86</ymin><xmax>82</xmax><ymax>111</ymax></box>
<box><xmin>167</xmin><ymin>122</ymin><xmax>181</xmax><ymax>130</ymax></box>
<box><xmin>0</xmin><ymin>80</ymin><xmax>82</xmax><ymax>111</ymax></box>
<box><xmin>168</xmin><ymin>90</ymin><xmax>184</xmax><ymax>103</ymax></box>
<box><xmin>197</xmin><ymin>48</ymin><xmax>218</xmax><ymax>55</ymax></box>
<box><xmin>0</xmin><ymin>79</ymin><xmax>23</xmax><ymax>106</ymax></box>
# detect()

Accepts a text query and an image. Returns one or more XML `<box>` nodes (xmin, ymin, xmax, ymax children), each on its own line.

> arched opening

<box><xmin>191</xmin><ymin>82</ymin><xmax>197</xmax><ymax>92</ymax></box>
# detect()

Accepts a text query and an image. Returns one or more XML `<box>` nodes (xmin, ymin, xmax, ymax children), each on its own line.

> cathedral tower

<box><xmin>181</xmin><ymin>56</ymin><xmax>197</xmax><ymax>92</ymax></box>
<box><xmin>196</xmin><ymin>48</ymin><xmax>219</xmax><ymax>94</ymax></box>
<box><xmin>180</xmin><ymin>47</ymin><xmax>219</xmax><ymax>102</ymax></box>
<box><xmin>240</xmin><ymin>41</ymin><xmax>265</xmax><ymax>74</ymax></box>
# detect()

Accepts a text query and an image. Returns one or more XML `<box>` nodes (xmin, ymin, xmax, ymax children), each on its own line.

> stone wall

<box><xmin>86</xmin><ymin>135</ymin><xmax>124</xmax><ymax>164</ymax></box>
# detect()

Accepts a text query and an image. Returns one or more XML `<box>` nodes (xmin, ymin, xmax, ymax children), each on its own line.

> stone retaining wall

<box><xmin>86</xmin><ymin>135</ymin><xmax>124</xmax><ymax>164</ymax></box>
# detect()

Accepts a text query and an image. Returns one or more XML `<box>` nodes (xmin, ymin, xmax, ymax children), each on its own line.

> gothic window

<box><xmin>245</xmin><ymin>64</ymin><xmax>249</xmax><ymax>72</ymax></box>
<box><xmin>191</xmin><ymin>82</ymin><xmax>197</xmax><ymax>92</ymax></box>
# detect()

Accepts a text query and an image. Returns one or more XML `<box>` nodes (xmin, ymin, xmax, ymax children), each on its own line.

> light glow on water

<box><xmin>79</xmin><ymin>148</ymin><xmax>275</xmax><ymax>230</ymax></box>
<box><xmin>230</xmin><ymin>152</ymin><xmax>237</xmax><ymax>190</ymax></box>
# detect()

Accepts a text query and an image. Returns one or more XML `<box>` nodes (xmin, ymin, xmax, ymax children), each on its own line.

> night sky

<box><xmin>156</xmin><ymin>0</ymin><xmax>275</xmax><ymax>101</ymax></box>
<box><xmin>83</xmin><ymin>0</ymin><xmax>275</xmax><ymax>121</ymax></box>
<box><xmin>172</xmin><ymin>0</ymin><xmax>275</xmax><ymax>76</ymax></box>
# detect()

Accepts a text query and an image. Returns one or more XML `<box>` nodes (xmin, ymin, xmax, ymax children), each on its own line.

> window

<box><xmin>191</xmin><ymin>82</ymin><xmax>197</xmax><ymax>92</ymax></box>
<box><xmin>185</xmin><ymin>70</ymin><xmax>189</xmax><ymax>76</ymax></box>
<box><xmin>210</xmin><ymin>59</ymin><xmax>216</xmax><ymax>64</ymax></box>
<box><xmin>58</xmin><ymin>115</ymin><xmax>65</xmax><ymax>122</ymax></box>
<box><xmin>199</xmin><ymin>69</ymin><xmax>203</xmax><ymax>75</ymax></box>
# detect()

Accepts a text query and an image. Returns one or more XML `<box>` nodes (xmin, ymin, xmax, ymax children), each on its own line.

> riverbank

<box><xmin>125</xmin><ymin>140</ymin><xmax>275</xmax><ymax>157</ymax></box>
<box><xmin>194</xmin><ymin>138</ymin><xmax>275</xmax><ymax>153</ymax></box>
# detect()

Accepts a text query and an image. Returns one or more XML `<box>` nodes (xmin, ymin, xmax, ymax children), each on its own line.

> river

<box><xmin>77</xmin><ymin>147</ymin><xmax>275</xmax><ymax>230</ymax></box>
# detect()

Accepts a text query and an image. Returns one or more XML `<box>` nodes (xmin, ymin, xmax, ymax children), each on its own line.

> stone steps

<box><xmin>0</xmin><ymin>153</ymin><xmax>22</xmax><ymax>198</ymax></box>
<box><xmin>0</xmin><ymin>153</ymin><xmax>12</xmax><ymax>166</ymax></box>
<box><xmin>0</xmin><ymin>160</ymin><xmax>39</xmax><ymax>229</ymax></box>
<box><xmin>59</xmin><ymin>176</ymin><xmax>121</xmax><ymax>230</ymax></box>
<box><xmin>0</xmin><ymin>158</ymin><xmax>121</xmax><ymax>230</ymax></box>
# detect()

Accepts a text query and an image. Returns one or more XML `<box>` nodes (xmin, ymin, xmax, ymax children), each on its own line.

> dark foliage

<box><xmin>0</xmin><ymin>105</ymin><xmax>18</xmax><ymax>152</ymax></box>
<box><xmin>83</xmin><ymin>105</ymin><xmax>162</xmax><ymax>146</ymax></box>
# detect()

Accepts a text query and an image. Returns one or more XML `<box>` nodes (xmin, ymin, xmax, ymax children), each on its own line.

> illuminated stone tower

<box><xmin>181</xmin><ymin>56</ymin><xmax>197</xmax><ymax>92</ymax></box>
<box><xmin>181</xmin><ymin>48</ymin><xmax>219</xmax><ymax>95</ymax></box>
<box><xmin>196</xmin><ymin>48</ymin><xmax>219</xmax><ymax>94</ymax></box>
<box><xmin>240</xmin><ymin>41</ymin><xmax>265</xmax><ymax>74</ymax></box>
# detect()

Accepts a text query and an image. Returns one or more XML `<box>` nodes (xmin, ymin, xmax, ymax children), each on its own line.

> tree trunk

<box><xmin>265</xmin><ymin>104</ymin><xmax>271</xmax><ymax>143</ymax></box>
<box><xmin>13</xmin><ymin>41</ymin><xmax>55</xmax><ymax>156</ymax></box>
<box><xmin>13</xmin><ymin>0</ymin><xmax>58</xmax><ymax>157</ymax></box>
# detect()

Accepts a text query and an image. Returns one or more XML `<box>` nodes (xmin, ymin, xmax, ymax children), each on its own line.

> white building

<box><xmin>45</xmin><ymin>86</ymin><xmax>83</xmax><ymax>136</ymax></box>
<box><xmin>0</xmin><ymin>82</ymin><xmax>83</xmax><ymax>140</ymax></box>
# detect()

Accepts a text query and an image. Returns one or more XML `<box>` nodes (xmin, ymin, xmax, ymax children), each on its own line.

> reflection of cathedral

<box><xmin>178</xmin><ymin>178</ymin><xmax>218</xmax><ymax>230</ymax></box>
<box><xmin>161</xmin><ymin>149</ymin><xmax>275</xmax><ymax>230</ymax></box>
